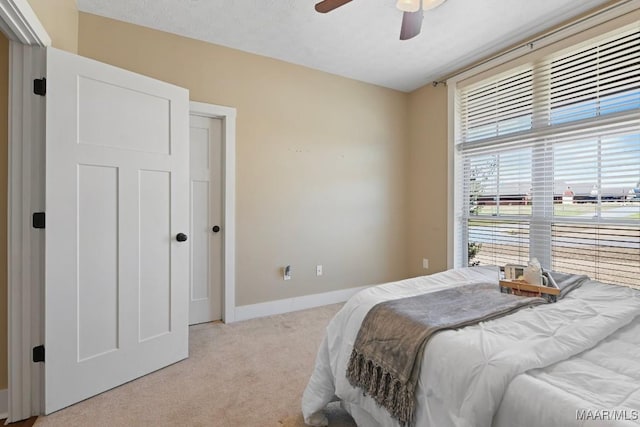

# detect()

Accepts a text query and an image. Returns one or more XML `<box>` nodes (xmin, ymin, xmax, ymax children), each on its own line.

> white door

<box><xmin>44</xmin><ymin>48</ymin><xmax>190</xmax><ymax>413</ymax></box>
<box><xmin>189</xmin><ymin>115</ymin><xmax>223</xmax><ymax>324</ymax></box>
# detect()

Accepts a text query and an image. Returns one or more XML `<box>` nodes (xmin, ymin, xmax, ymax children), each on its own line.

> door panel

<box><xmin>189</xmin><ymin>115</ymin><xmax>223</xmax><ymax>324</ymax></box>
<box><xmin>77</xmin><ymin>165</ymin><xmax>119</xmax><ymax>361</ymax></box>
<box><xmin>139</xmin><ymin>170</ymin><xmax>172</xmax><ymax>341</ymax></box>
<box><xmin>45</xmin><ymin>47</ymin><xmax>190</xmax><ymax>413</ymax></box>
<box><xmin>191</xmin><ymin>180</ymin><xmax>210</xmax><ymax>301</ymax></box>
<box><xmin>77</xmin><ymin>76</ymin><xmax>170</xmax><ymax>153</ymax></box>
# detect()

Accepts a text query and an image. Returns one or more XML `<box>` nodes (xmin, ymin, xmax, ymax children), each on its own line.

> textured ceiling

<box><xmin>76</xmin><ymin>0</ymin><xmax>612</xmax><ymax>92</ymax></box>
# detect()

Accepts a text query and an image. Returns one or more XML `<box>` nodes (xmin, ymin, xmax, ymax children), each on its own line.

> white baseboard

<box><xmin>233</xmin><ymin>285</ymin><xmax>369</xmax><ymax>322</ymax></box>
<box><xmin>0</xmin><ymin>388</ymin><xmax>7</xmax><ymax>420</ymax></box>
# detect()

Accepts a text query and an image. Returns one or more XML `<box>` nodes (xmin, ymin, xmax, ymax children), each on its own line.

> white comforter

<box><xmin>301</xmin><ymin>266</ymin><xmax>640</xmax><ymax>427</ymax></box>
<box><xmin>494</xmin><ymin>317</ymin><xmax>640</xmax><ymax>427</ymax></box>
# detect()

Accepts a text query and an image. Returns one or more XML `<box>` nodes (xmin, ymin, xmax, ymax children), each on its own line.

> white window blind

<box><xmin>456</xmin><ymin>25</ymin><xmax>640</xmax><ymax>288</ymax></box>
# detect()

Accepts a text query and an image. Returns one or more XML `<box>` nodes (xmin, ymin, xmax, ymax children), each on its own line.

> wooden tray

<box><xmin>499</xmin><ymin>279</ymin><xmax>559</xmax><ymax>303</ymax></box>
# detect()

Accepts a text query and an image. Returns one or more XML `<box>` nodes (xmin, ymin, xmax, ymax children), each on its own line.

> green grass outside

<box><xmin>470</xmin><ymin>202</ymin><xmax>639</xmax><ymax>220</ymax></box>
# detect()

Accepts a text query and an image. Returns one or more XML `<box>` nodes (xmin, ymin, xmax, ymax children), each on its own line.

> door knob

<box><xmin>176</xmin><ymin>233</ymin><xmax>188</xmax><ymax>242</ymax></box>
<box><xmin>212</xmin><ymin>225</ymin><xmax>221</xmax><ymax>233</ymax></box>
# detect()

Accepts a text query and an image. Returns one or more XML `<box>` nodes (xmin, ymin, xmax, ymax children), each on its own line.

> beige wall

<box><xmin>406</xmin><ymin>84</ymin><xmax>449</xmax><ymax>277</ymax></box>
<box><xmin>78</xmin><ymin>13</ymin><xmax>410</xmax><ymax>306</ymax></box>
<box><xmin>28</xmin><ymin>0</ymin><xmax>78</xmax><ymax>53</ymax></box>
<box><xmin>0</xmin><ymin>32</ymin><xmax>8</xmax><ymax>390</ymax></box>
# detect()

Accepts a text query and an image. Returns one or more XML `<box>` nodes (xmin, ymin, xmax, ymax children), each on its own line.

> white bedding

<box><xmin>301</xmin><ymin>266</ymin><xmax>640</xmax><ymax>427</ymax></box>
<box><xmin>494</xmin><ymin>317</ymin><xmax>640</xmax><ymax>427</ymax></box>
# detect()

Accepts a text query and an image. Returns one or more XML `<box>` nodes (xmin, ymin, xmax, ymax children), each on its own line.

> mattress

<box><xmin>302</xmin><ymin>266</ymin><xmax>640</xmax><ymax>427</ymax></box>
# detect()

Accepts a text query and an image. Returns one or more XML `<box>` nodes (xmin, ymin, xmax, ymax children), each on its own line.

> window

<box><xmin>456</xmin><ymin>26</ymin><xmax>640</xmax><ymax>288</ymax></box>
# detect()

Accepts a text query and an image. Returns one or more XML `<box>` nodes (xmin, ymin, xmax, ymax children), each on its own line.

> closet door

<box><xmin>189</xmin><ymin>115</ymin><xmax>224</xmax><ymax>324</ymax></box>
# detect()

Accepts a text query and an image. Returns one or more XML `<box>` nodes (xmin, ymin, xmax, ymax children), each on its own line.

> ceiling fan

<box><xmin>314</xmin><ymin>0</ymin><xmax>447</xmax><ymax>40</ymax></box>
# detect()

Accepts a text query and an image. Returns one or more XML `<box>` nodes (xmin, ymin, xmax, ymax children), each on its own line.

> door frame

<box><xmin>0</xmin><ymin>0</ymin><xmax>50</xmax><ymax>422</ymax></box>
<box><xmin>189</xmin><ymin>101</ymin><xmax>237</xmax><ymax>324</ymax></box>
<box><xmin>7</xmin><ymin>43</ymin><xmax>46</xmax><ymax>422</ymax></box>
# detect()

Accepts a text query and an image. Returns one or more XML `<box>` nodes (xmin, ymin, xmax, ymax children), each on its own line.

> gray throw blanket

<box><xmin>345</xmin><ymin>282</ymin><xmax>547</xmax><ymax>426</ymax></box>
<box><xmin>544</xmin><ymin>270</ymin><xmax>588</xmax><ymax>299</ymax></box>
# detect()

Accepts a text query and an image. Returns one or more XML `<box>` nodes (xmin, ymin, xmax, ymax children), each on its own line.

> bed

<box><xmin>301</xmin><ymin>266</ymin><xmax>640</xmax><ymax>427</ymax></box>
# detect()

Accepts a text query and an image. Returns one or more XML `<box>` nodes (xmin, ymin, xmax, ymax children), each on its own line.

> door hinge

<box><xmin>33</xmin><ymin>345</ymin><xmax>45</xmax><ymax>363</ymax></box>
<box><xmin>33</xmin><ymin>78</ymin><xmax>46</xmax><ymax>96</ymax></box>
<box><xmin>32</xmin><ymin>212</ymin><xmax>45</xmax><ymax>229</ymax></box>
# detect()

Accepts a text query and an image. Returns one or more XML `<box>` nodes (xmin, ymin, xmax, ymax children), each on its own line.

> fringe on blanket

<box><xmin>346</xmin><ymin>348</ymin><xmax>416</xmax><ymax>427</ymax></box>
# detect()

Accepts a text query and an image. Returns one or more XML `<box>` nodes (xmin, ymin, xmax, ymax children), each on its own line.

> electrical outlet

<box><xmin>422</xmin><ymin>258</ymin><xmax>429</xmax><ymax>269</ymax></box>
<box><xmin>283</xmin><ymin>265</ymin><xmax>291</xmax><ymax>281</ymax></box>
<box><xmin>316</xmin><ymin>265</ymin><xmax>323</xmax><ymax>276</ymax></box>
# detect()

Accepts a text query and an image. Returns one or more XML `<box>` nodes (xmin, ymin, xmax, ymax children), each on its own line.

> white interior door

<box><xmin>189</xmin><ymin>115</ymin><xmax>223</xmax><ymax>324</ymax></box>
<box><xmin>44</xmin><ymin>47</ymin><xmax>190</xmax><ymax>413</ymax></box>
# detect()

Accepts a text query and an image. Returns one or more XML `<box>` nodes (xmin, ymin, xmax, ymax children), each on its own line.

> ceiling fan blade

<box><xmin>400</xmin><ymin>10</ymin><xmax>423</xmax><ymax>40</ymax></box>
<box><xmin>315</xmin><ymin>0</ymin><xmax>353</xmax><ymax>13</ymax></box>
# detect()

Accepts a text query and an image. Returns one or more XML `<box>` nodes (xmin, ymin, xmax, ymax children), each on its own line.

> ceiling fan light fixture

<box><xmin>422</xmin><ymin>0</ymin><xmax>446</xmax><ymax>10</ymax></box>
<box><xmin>396</xmin><ymin>0</ymin><xmax>420</xmax><ymax>13</ymax></box>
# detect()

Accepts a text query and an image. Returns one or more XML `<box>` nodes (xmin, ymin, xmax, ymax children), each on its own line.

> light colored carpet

<box><xmin>35</xmin><ymin>304</ymin><xmax>357</xmax><ymax>427</ymax></box>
